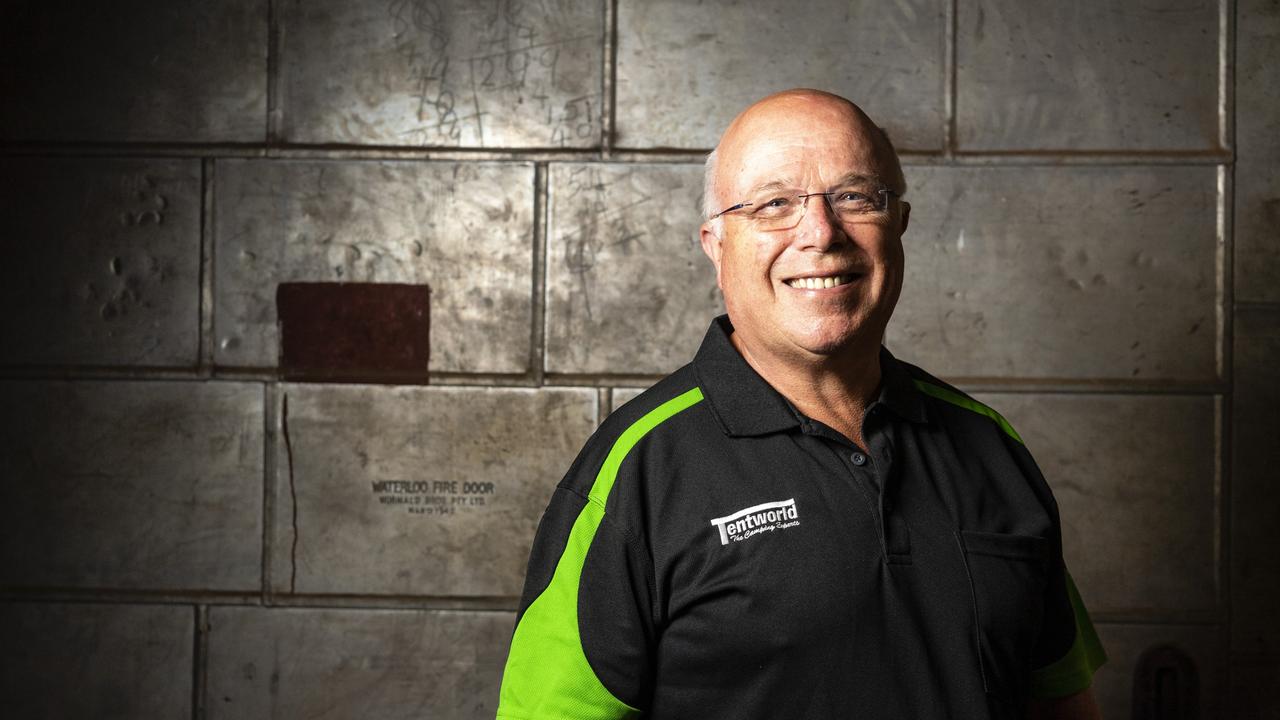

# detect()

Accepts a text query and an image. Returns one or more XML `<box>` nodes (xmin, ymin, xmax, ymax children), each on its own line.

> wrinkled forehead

<box><xmin>717</xmin><ymin>98</ymin><xmax>889</xmax><ymax>196</ymax></box>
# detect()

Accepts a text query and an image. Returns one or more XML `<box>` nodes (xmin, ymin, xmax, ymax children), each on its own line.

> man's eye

<box><xmin>833</xmin><ymin>191</ymin><xmax>877</xmax><ymax>212</ymax></box>
<box><xmin>763</xmin><ymin>197</ymin><xmax>792</xmax><ymax>209</ymax></box>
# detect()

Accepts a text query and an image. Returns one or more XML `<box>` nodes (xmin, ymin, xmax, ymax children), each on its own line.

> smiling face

<box><xmin>700</xmin><ymin>91</ymin><xmax>910</xmax><ymax>368</ymax></box>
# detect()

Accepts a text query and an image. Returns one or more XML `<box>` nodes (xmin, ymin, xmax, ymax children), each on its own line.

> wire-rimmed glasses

<box><xmin>709</xmin><ymin>187</ymin><xmax>898</xmax><ymax>231</ymax></box>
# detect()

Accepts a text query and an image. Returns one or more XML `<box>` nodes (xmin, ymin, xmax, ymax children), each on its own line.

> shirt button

<box><xmin>851</xmin><ymin>452</ymin><xmax>867</xmax><ymax>466</ymax></box>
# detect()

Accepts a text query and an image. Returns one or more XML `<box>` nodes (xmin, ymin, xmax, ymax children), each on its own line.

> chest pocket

<box><xmin>957</xmin><ymin>530</ymin><xmax>1050</xmax><ymax>707</ymax></box>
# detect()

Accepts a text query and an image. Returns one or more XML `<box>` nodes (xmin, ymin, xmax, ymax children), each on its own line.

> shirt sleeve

<box><xmin>496</xmin><ymin>484</ymin><xmax>653</xmax><ymax>719</ymax></box>
<box><xmin>1028</xmin><ymin>569</ymin><xmax>1108</xmax><ymax>699</ymax></box>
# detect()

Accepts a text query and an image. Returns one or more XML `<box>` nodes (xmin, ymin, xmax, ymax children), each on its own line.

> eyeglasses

<box><xmin>709</xmin><ymin>187</ymin><xmax>898</xmax><ymax>231</ymax></box>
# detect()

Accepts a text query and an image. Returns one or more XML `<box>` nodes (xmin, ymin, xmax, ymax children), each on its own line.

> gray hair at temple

<box><xmin>701</xmin><ymin>125</ymin><xmax>907</xmax><ymax>225</ymax></box>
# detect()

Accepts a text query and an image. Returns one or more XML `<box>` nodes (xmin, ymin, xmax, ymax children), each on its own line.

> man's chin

<box><xmin>780</xmin><ymin>313</ymin><xmax>887</xmax><ymax>357</ymax></box>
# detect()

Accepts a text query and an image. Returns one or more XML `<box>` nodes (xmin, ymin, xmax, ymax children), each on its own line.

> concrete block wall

<box><xmin>1</xmin><ymin>1</ymin><xmax>1275</xmax><ymax>718</ymax></box>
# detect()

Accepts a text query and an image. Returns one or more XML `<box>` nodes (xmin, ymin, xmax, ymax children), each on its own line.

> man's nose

<box><xmin>795</xmin><ymin>194</ymin><xmax>846</xmax><ymax>250</ymax></box>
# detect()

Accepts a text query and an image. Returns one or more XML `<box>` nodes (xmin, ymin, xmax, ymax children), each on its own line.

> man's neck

<box><xmin>730</xmin><ymin>332</ymin><xmax>882</xmax><ymax>449</ymax></box>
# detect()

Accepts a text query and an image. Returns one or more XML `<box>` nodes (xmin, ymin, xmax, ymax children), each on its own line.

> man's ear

<box><xmin>899</xmin><ymin>201</ymin><xmax>911</xmax><ymax>235</ymax></box>
<box><xmin>699</xmin><ymin>222</ymin><xmax>725</xmax><ymax>289</ymax></box>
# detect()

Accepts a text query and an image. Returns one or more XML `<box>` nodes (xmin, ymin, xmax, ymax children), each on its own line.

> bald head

<box><xmin>703</xmin><ymin>89</ymin><xmax>905</xmax><ymax>219</ymax></box>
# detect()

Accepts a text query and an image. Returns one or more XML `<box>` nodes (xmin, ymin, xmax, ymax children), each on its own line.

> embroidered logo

<box><xmin>710</xmin><ymin>498</ymin><xmax>800</xmax><ymax>545</ymax></box>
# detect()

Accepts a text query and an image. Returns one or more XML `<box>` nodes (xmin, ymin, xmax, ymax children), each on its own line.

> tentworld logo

<box><xmin>710</xmin><ymin>498</ymin><xmax>800</xmax><ymax>545</ymax></box>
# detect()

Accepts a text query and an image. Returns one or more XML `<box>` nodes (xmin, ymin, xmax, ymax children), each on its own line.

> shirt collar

<box><xmin>691</xmin><ymin>315</ymin><xmax>927</xmax><ymax>437</ymax></box>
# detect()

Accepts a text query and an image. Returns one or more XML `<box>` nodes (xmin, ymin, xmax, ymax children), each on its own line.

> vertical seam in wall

<box><xmin>282</xmin><ymin>390</ymin><xmax>299</xmax><ymax>594</ymax></box>
<box><xmin>192</xmin><ymin>604</ymin><xmax>209</xmax><ymax>720</ymax></box>
<box><xmin>597</xmin><ymin>387</ymin><xmax>610</xmax><ymax>426</ymax></box>
<box><xmin>601</xmin><ymin>0</ymin><xmax>618</xmax><ymax>158</ymax></box>
<box><xmin>944</xmin><ymin>0</ymin><xmax>958</xmax><ymax>157</ymax></box>
<box><xmin>1219</xmin><ymin>0</ymin><xmax>1234</xmax><ymax>153</ymax></box>
<box><xmin>199</xmin><ymin>159</ymin><xmax>215</xmax><ymax>375</ymax></box>
<box><xmin>1217</xmin><ymin>388</ymin><xmax>1232</xmax><ymax>638</ymax></box>
<box><xmin>266</xmin><ymin>0</ymin><xmax>280</xmax><ymax>144</ymax></box>
<box><xmin>1219</xmin><ymin>165</ymin><xmax>1234</xmax><ymax>386</ymax></box>
<box><xmin>531</xmin><ymin>163</ymin><xmax>548</xmax><ymax>386</ymax></box>
<box><xmin>1220</xmin><ymin>0</ymin><xmax>1236</xmax><ymax>682</ymax></box>
<box><xmin>262</xmin><ymin>382</ymin><xmax>278</xmax><ymax>604</ymax></box>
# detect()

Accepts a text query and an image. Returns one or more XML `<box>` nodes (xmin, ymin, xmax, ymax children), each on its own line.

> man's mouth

<box><xmin>784</xmin><ymin>274</ymin><xmax>857</xmax><ymax>290</ymax></box>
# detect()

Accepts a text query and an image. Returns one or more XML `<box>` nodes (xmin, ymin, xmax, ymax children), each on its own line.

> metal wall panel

<box><xmin>206</xmin><ymin>607</ymin><xmax>511</xmax><ymax>720</ymax></box>
<box><xmin>269</xmin><ymin>385</ymin><xmax>595</xmax><ymax>597</ymax></box>
<box><xmin>955</xmin><ymin>0</ymin><xmax>1219</xmax><ymax>151</ymax></box>
<box><xmin>614</xmin><ymin>0</ymin><xmax>945</xmax><ymax>150</ymax></box>
<box><xmin>1235</xmin><ymin>0</ymin><xmax>1280</xmax><ymax>303</ymax></box>
<box><xmin>0</xmin><ymin>0</ymin><xmax>266</xmax><ymax>143</ymax></box>
<box><xmin>0</xmin><ymin>381</ymin><xmax>264</xmax><ymax>591</ymax></box>
<box><xmin>0</xmin><ymin>158</ymin><xmax>201</xmax><ymax>367</ymax></box>
<box><xmin>892</xmin><ymin>165</ymin><xmax>1219</xmax><ymax>380</ymax></box>
<box><xmin>556</xmin><ymin>165</ymin><xmax>1219</xmax><ymax>380</ymax></box>
<box><xmin>978</xmin><ymin>393</ymin><xmax>1217</xmax><ymax>615</ymax></box>
<box><xmin>1090</xmin><ymin>623</ymin><xmax>1222</xmax><ymax>720</ymax></box>
<box><xmin>214</xmin><ymin>160</ymin><xmax>534</xmax><ymax>373</ymax></box>
<box><xmin>0</xmin><ymin>602</ymin><xmax>193</xmax><ymax>720</ymax></box>
<box><xmin>278</xmin><ymin>0</ymin><xmax>603</xmax><ymax>148</ymax></box>
<box><xmin>1232</xmin><ymin>307</ymin><xmax>1280</xmax><ymax>659</ymax></box>
<box><xmin>545</xmin><ymin>163</ymin><xmax>720</xmax><ymax>374</ymax></box>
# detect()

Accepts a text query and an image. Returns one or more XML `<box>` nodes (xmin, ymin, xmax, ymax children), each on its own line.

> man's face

<box><xmin>700</xmin><ymin>95</ymin><xmax>909</xmax><ymax>364</ymax></box>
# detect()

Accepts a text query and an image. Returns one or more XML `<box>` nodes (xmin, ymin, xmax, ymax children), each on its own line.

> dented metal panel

<box><xmin>545</xmin><ymin>163</ymin><xmax>721</xmax><ymax>375</ymax></box>
<box><xmin>0</xmin><ymin>381</ymin><xmax>264</xmax><ymax>591</ymax></box>
<box><xmin>206</xmin><ymin>607</ymin><xmax>512</xmax><ymax>720</ymax></box>
<box><xmin>1235</xmin><ymin>0</ymin><xmax>1280</xmax><ymax>303</ymax></box>
<box><xmin>1231</xmin><ymin>306</ymin><xmax>1280</xmax><ymax>658</ymax></box>
<box><xmin>278</xmin><ymin>0</ymin><xmax>603</xmax><ymax>148</ymax></box>
<box><xmin>978</xmin><ymin>393</ymin><xmax>1217</xmax><ymax>616</ymax></box>
<box><xmin>1090</xmin><ymin>623</ymin><xmax>1222</xmax><ymax>720</ymax></box>
<box><xmin>956</xmin><ymin>0</ymin><xmax>1219</xmax><ymax>151</ymax></box>
<box><xmin>0</xmin><ymin>603</ymin><xmax>193</xmax><ymax>720</ymax></box>
<box><xmin>891</xmin><ymin>165</ymin><xmax>1220</xmax><ymax>381</ymax></box>
<box><xmin>213</xmin><ymin>160</ymin><xmax>534</xmax><ymax>373</ymax></box>
<box><xmin>614</xmin><ymin>0</ymin><xmax>945</xmax><ymax>150</ymax></box>
<box><xmin>0</xmin><ymin>158</ymin><xmax>201</xmax><ymax>367</ymax></box>
<box><xmin>269</xmin><ymin>384</ymin><xmax>595</xmax><ymax>597</ymax></box>
<box><xmin>0</xmin><ymin>0</ymin><xmax>267</xmax><ymax>142</ymax></box>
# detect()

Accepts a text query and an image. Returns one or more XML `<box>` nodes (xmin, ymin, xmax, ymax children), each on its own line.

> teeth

<box><xmin>787</xmin><ymin>275</ymin><xmax>853</xmax><ymax>290</ymax></box>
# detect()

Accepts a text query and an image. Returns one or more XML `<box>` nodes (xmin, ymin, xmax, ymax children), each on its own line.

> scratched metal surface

<box><xmin>0</xmin><ymin>0</ymin><xmax>266</xmax><ymax>142</ymax></box>
<box><xmin>977</xmin><ymin>393</ymin><xmax>1218</xmax><ymax>616</ymax></box>
<box><xmin>1231</xmin><ymin>307</ymin><xmax>1280</xmax><ymax>661</ymax></box>
<box><xmin>206</xmin><ymin>607</ymin><xmax>511</xmax><ymax>720</ymax></box>
<box><xmin>891</xmin><ymin>165</ymin><xmax>1220</xmax><ymax>381</ymax></box>
<box><xmin>278</xmin><ymin>0</ymin><xmax>603</xmax><ymax>148</ymax></box>
<box><xmin>0</xmin><ymin>158</ymin><xmax>201</xmax><ymax>367</ymax></box>
<box><xmin>1235</xmin><ymin>0</ymin><xmax>1280</xmax><ymax>303</ymax></box>
<box><xmin>0</xmin><ymin>603</ymin><xmax>193</xmax><ymax>720</ymax></box>
<box><xmin>269</xmin><ymin>384</ymin><xmax>595</xmax><ymax>597</ymax></box>
<box><xmin>0</xmin><ymin>381</ymin><xmax>264</xmax><ymax>591</ymax></box>
<box><xmin>214</xmin><ymin>159</ymin><xmax>534</xmax><ymax>373</ymax></box>
<box><xmin>1089</xmin><ymin>623</ymin><xmax>1222</xmax><ymax>719</ymax></box>
<box><xmin>544</xmin><ymin>163</ymin><xmax>721</xmax><ymax>375</ymax></box>
<box><xmin>956</xmin><ymin>0</ymin><xmax>1219</xmax><ymax>151</ymax></box>
<box><xmin>614</xmin><ymin>0</ymin><xmax>945</xmax><ymax>150</ymax></box>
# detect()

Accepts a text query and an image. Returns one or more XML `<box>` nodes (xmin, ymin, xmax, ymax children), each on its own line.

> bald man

<box><xmin>497</xmin><ymin>90</ymin><xmax>1106</xmax><ymax>720</ymax></box>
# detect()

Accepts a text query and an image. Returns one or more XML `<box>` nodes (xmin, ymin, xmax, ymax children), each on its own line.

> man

<box><xmin>497</xmin><ymin>89</ymin><xmax>1106</xmax><ymax>719</ymax></box>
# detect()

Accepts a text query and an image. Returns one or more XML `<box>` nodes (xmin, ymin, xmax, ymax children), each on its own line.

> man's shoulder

<box><xmin>596</xmin><ymin>363</ymin><xmax>709</xmax><ymax>448</ymax></box>
<box><xmin>889</xmin><ymin>355</ymin><xmax>1026</xmax><ymax>447</ymax></box>
<box><xmin>556</xmin><ymin>363</ymin><xmax>710</xmax><ymax>495</ymax></box>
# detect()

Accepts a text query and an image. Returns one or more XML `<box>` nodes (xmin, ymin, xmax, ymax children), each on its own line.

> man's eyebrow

<box><xmin>746</xmin><ymin>173</ymin><xmax>885</xmax><ymax>196</ymax></box>
<box><xmin>747</xmin><ymin>180</ymin><xmax>795</xmax><ymax>195</ymax></box>
<box><xmin>831</xmin><ymin>172</ymin><xmax>883</xmax><ymax>187</ymax></box>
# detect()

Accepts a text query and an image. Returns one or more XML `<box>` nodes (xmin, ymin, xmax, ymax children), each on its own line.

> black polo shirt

<box><xmin>498</xmin><ymin>316</ymin><xmax>1105</xmax><ymax>720</ymax></box>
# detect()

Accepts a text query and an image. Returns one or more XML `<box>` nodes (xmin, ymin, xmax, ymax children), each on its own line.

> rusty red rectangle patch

<box><xmin>277</xmin><ymin>282</ymin><xmax>430</xmax><ymax>384</ymax></box>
